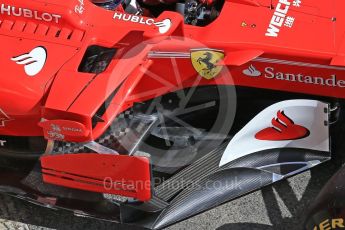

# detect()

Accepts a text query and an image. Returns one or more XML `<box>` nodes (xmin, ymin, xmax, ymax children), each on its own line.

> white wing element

<box><xmin>219</xmin><ymin>100</ymin><xmax>329</xmax><ymax>166</ymax></box>
<box><xmin>11</xmin><ymin>47</ymin><xmax>47</xmax><ymax>77</ymax></box>
<box><xmin>154</xmin><ymin>19</ymin><xmax>172</xmax><ymax>34</ymax></box>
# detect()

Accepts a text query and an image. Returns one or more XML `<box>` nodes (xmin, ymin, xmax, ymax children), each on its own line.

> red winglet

<box><xmin>38</xmin><ymin>119</ymin><xmax>90</xmax><ymax>142</ymax></box>
<box><xmin>41</xmin><ymin>154</ymin><xmax>151</xmax><ymax>201</ymax></box>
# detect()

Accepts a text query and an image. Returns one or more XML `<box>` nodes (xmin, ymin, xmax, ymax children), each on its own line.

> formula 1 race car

<box><xmin>0</xmin><ymin>0</ymin><xmax>345</xmax><ymax>229</ymax></box>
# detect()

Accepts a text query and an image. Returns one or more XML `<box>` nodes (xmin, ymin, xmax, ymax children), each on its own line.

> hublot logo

<box><xmin>0</xmin><ymin>4</ymin><xmax>62</xmax><ymax>23</ymax></box>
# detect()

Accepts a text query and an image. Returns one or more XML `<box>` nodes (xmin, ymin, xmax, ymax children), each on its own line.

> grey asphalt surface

<box><xmin>0</xmin><ymin>159</ymin><xmax>339</xmax><ymax>230</ymax></box>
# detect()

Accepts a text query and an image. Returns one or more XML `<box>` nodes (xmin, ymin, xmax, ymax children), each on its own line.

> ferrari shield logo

<box><xmin>191</xmin><ymin>49</ymin><xmax>224</xmax><ymax>80</ymax></box>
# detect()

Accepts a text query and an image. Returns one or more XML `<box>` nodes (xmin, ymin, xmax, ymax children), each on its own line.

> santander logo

<box><xmin>11</xmin><ymin>46</ymin><xmax>47</xmax><ymax>77</ymax></box>
<box><xmin>242</xmin><ymin>64</ymin><xmax>261</xmax><ymax>77</ymax></box>
<box><xmin>255</xmin><ymin>110</ymin><xmax>310</xmax><ymax>141</ymax></box>
<box><xmin>154</xmin><ymin>19</ymin><xmax>172</xmax><ymax>34</ymax></box>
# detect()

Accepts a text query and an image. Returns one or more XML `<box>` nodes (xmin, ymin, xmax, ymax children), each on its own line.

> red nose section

<box><xmin>255</xmin><ymin>110</ymin><xmax>310</xmax><ymax>141</ymax></box>
<box><xmin>41</xmin><ymin>154</ymin><xmax>152</xmax><ymax>201</ymax></box>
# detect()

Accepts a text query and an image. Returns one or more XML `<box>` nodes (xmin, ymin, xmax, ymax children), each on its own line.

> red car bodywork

<box><xmin>0</xmin><ymin>0</ymin><xmax>343</xmax><ymax>218</ymax></box>
<box><xmin>1</xmin><ymin>0</ymin><xmax>344</xmax><ymax>139</ymax></box>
